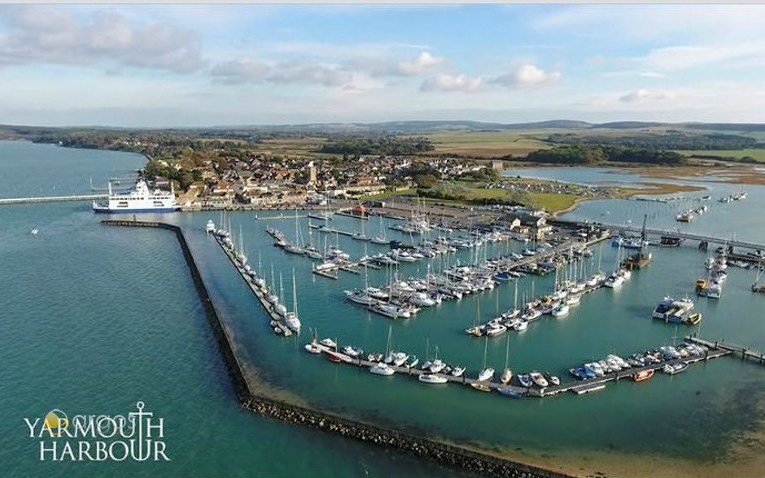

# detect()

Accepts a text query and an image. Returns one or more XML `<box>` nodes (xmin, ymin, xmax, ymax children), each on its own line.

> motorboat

<box><xmin>632</xmin><ymin>369</ymin><xmax>655</xmax><ymax>382</ymax></box>
<box><xmin>429</xmin><ymin>359</ymin><xmax>447</xmax><ymax>374</ymax></box>
<box><xmin>450</xmin><ymin>366</ymin><xmax>466</xmax><ymax>377</ymax></box>
<box><xmin>341</xmin><ymin>345</ymin><xmax>364</xmax><ymax>358</ymax></box>
<box><xmin>370</xmin><ymin>363</ymin><xmax>395</xmax><ymax>376</ymax></box>
<box><xmin>320</xmin><ymin>338</ymin><xmax>337</xmax><ymax>349</ymax></box>
<box><xmin>418</xmin><ymin>373</ymin><xmax>448</xmax><ymax>384</ymax></box>
<box><xmin>551</xmin><ymin>304</ymin><xmax>570</xmax><ymax>317</ymax></box>
<box><xmin>604</xmin><ymin>273</ymin><xmax>625</xmax><ymax>288</ymax></box>
<box><xmin>470</xmin><ymin>382</ymin><xmax>491</xmax><ymax>392</ymax></box>
<box><xmin>529</xmin><ymin>372</ymin><xmax>549</xmax><ymax>388</ymax></box>
<box><xmin>477</xmin><ymin>368</ymin><xmax>495</xmax><ymax>382</ymax></box>
<box><xmin>662</xmin><ymin>362</ymin><xmax>688</xmax><ymax>375</ymax></box>
<box><xmin>205</xmin><ymin>220</ymin><xmax>215</xmax><ymax>233</ymax></box>
<box><xmin>517</xmin><ymin>374</ymin><xmax>533</xmax><ymax>388</ymax></box>
<box><xmin>304</xmin><ymin>341</ymin><xmax>322</xmax><ymax>354</ymax></box>
<box><xmin>546</xmin><ymin>373</ymin><xmax>560</xmax><ymax>386</ymax></box>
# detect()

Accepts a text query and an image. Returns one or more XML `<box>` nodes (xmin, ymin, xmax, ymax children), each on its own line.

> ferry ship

<box><xmin>92</xmin><ymin>178</ymin><xmax>180</xmax><ymax>213</ymax></box>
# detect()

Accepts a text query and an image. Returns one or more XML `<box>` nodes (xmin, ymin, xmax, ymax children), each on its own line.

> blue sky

<box><xmin>0</xmin><ymin>4</ymin><xmax>764</xmax><ymax>127</ymax></box>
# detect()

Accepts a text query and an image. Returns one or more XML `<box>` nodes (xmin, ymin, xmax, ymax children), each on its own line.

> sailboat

<box><xmin>284</xmin><ymin>207</ymin><xmax>306</xmax><ymax>255</ymax></box>
<box><xmin>371</xmin><ymin>216</ymin><xmax>389</xmax><ymax>244</ymax></box>
<box><xmin>275</xmin><ymin>273</ymin><xmax>288</xmax><ymax>317</ymax></box>
<box><xmin>477</xmin><ymin>336</ymin><xmax>495</xmax><ymax>381</ymax></box>
<box><xmin>370</xmin><ymin>326</ymin><xmax>396</xmax><ymax>376</ymax></box>
<box><xmin>500</xmin><ymin>334</ymin><xmax>513</xmax><ymax>384</ymax></box>
<box><xmin>284</xmin><ymin>269</ymin><xmax>302</xmax><ymax>333</ymax></box>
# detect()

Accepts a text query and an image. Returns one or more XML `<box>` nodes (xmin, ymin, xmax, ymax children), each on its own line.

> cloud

<box><xmin>493</xmin><ymin>64</ymin><xmax>561</xmax><ymax>88</ymax></box>
<box><xmin>0</xmin><ymin>6</ymin><xmax>204</xmax><ymax>74</ymax></box>
<box><xmin>397</xmin><ymin>52</ymin><xmax>444</xmax><ymax>75</ymax></box>
<box><xmin>210</xmin><ymin>58</ymin><xmax>352</xmax><ymax>87</ymax></box>
<box><xmin>420</xmin><ymin>74</ymin><xmax>482</xmax><ymax>92</ymax></box>
<box><xmin>618</xmin><ymin>89</ymin><xmax>675</xmax><ymax>103</ymax></box>
<box><xmin>210</xmin><ymin>59</ymin><xmax>270</xmax><ymax>84</ymax></box>
<box><xmin>348</xmin><ymin>51</ymin><xmax>444</xmax><ymax>78</ymax></box>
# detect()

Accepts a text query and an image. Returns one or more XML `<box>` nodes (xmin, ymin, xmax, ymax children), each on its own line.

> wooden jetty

<box><xmin>685</xmin><ymin>336</ymin><xmax>765</xmax><ymax>365</ymax></box>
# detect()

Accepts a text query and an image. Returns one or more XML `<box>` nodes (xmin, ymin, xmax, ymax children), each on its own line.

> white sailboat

<box><xmin>477</xmin><ymin>336</ymin><xmax>495</xmax><ymax>382</ymax></box>
<box><xmin>284</xmin><ymin>269</ymin><xmax>301</xmax><ymax>333</ymax></box>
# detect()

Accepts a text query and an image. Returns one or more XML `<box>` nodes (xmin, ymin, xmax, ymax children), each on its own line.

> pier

<box><xmin>572</xmin><ymin>220</ymin><xmax>765</xmax><ymax>251</ymax></box>
<box><xmin>212</xmin><ymin>233</ymin><xmax>295</xmax><ymax>337</ymax></box>
<box><xmin>685</xmin><ymin>336</ymin><xmax>765</xmax><ymax>365</ymax></box>
<box><xmin>309</xmin><ymin>337</ymin><xmax>733</xmax><ymax>399</ymax></box>
<box><xmin>0</xmin><ymin>193</ymin><xmax>107</xmax><ymax>205</ymax></box>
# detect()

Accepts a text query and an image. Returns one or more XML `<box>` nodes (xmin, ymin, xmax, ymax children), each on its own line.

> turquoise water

<box><xmin>2</xmin><ymin>142</ymin><xmax>764</xmax><ymax>477</ymax></box>
<box><xmin>0</xmin><ymin>142</ymin><xmax>466</xmax><ymax>478</ymax></box>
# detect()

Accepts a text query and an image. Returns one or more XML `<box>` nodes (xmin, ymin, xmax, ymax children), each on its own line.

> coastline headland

<box><xmin>101</xmin><ymin>218</ymin><xmax>571</xmax><ymax>478</ymax></box>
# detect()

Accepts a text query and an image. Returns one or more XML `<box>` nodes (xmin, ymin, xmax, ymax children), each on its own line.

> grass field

<box><xmin>676</xmin><ymin>149</ymin><xmax>765</xmax><ymax>163</ymax></box>
<box><xmin>424</xmin><ymin>130</ymin><xmax>552</xmax><ymax>158</ymax></box>
<box><xmin>526</xmin><ymin>192</ymin><xmax>579</xmax><ymax>212</ymax></box>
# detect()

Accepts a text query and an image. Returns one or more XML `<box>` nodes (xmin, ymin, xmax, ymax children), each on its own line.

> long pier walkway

<box><xmin>0</xmin><ymin>193</ymin><xmax>107</xmax><ymax>205</ymax></box>
<box><xmin>571</xmin><ymin>220</ymin><xmax>765</xmax><ymax>251</ymax></box>
<box><xmin>686</xmin><ymin>336</ymin><xmax>765</xmax><ymax>365</ymax></box>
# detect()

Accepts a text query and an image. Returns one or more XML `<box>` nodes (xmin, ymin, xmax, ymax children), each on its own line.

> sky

<box><xmin>0</xmin><ymin>4</ymin><xmax>764</xmax><ymax>127</ymax></box>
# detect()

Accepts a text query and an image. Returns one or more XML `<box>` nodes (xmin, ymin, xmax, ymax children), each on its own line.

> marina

<box><xmin>6</xmin><ymin>140</ymin><xmax>765</xmax><ymax>478</ymax></box>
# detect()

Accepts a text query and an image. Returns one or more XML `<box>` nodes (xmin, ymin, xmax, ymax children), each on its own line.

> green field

<box><xmin>526</xmin><ymin>192</ymin><xmax>579</xmax><ymax>213</ymax></box>
<box><xmin>676</xmin><ymin>149</ymin><xmax>765</xmax><ymax>163</ymax></box>
<box><xmin>424</xmin><ymin>130</ymin><xmax>552</xmax><ymax>158</ymax></box>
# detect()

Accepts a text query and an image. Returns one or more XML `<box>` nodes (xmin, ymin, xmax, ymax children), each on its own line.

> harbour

<box><xmin>4</xmin><ymin>141</ymin><xmax>765</xmax><ymax>478</ymax></box>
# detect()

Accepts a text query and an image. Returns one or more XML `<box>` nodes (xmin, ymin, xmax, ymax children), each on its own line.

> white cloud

<box><xmin>420</xmin><ymin>74</ymin><xmax>482</xmax><ymax>92</ymax></box>
<box><xmin>618</xmin><ymin>89</ymin><xmax>675</xmax><ymax>103</ymax></box>
<box><xmin>0</xmin><ymin>6</ymin><xmax>204</xmax><ymax>74</ymax></box>
<box><xmin>397</xmin><ymin>52</ymin><xmax>444</xmax><ymax>75</ymax></box>
<box><xmin>493</xmin><ymin>64</ymin><xmax>561</xmax><ymax>88</ymax></box>
<box><xmin>210</xmin><ymin>58</ymin><xmax>352</xmax><ymax>87</ymax></box>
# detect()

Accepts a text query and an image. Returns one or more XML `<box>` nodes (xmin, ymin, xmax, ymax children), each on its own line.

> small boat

<box><xmin>304</xmin><ymin>341</ymin><xmax>322</xmax><ymax>354</ymax></box>
<box><xmin>341</xmin><ymin>345</ymin><xmax>364</xmax><ymax>358</ymax></box>
<box><xmin>529</xmin><ymin>371</ymin><xmax>549</xmax><ymax>388</ymax></box>
<box><xmin>546</xmin><ymin>373</ymin><xmax>560</xmax><ymax>386</ymax></box>
<box><xmin>450</xmin><ymin>366</ymin><xmax>466</xmax><ymax>377</ymax></box>
<box><xmin>370</xmin><ymin>362</ymin><xmax>396</xmax><ymax>376</ymax></box>
<box><xmin>418</xmin><ymin>373</ymin><xmax>448</xmax><ymax>384</ymax></box>
<box><xmin>663</xmin><ymin>362</ymin><xmax>688</xmax><ymax>375</ymax></box>
<box><xmin>320</xmin><ymin>338</ymin><xmax>337</xmax><ymax>349</ymax></box>
<box><xmin>500</xmin><ymin>368</ymin><xmax>513</xmax><ymax>385</ymax></box>
<box><xmin>497</xmin><ymin>386</ymin><xmax>525</xmax><ymax>398</ymax></box>
<box><xmin>30</xmin><ymin>228</ymin><xmax>39</xmax><ymax>235</ymax></box>
<box><xmin>205</xmin><ymin>220</ymin><xmax>216</xmax><ymax>233</ymax></box>
<box><xmin>684</xmin><ymin>313</ymin><xmax>702</xmax><ymax>326</ymax></box>
<box><xmin>325</xmin><ymin>351</ymin><xmax>345</xmax><ymax>363</ymax></box>
<box><xmin>470</xmin><ymin>382</ymin><xmax>491</xmax><ymax>392</ymax></box>
<box><xmin>551</xmin><ymin>304</ymin><xmax>570</xmax><ymax>317</ymax></box>
<box><xmin>632</xmin><ymin>369</ymin><xmax>655</xmax><ymax>382</ymax></box>
<box><xmin>477</xmin><ymin>368</ymin><xmax>495</xmax><ymax>382</ymax></box>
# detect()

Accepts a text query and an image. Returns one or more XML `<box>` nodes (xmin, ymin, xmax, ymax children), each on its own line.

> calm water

<box><xmin>2</xmin><ymin>142</ymin><xmax>764</xmax><ymax>477</ymax></box>
<box><xmin>0</xmin><ymin>141</ymin><xmax>466</xmax><ymax>478</ymax></box>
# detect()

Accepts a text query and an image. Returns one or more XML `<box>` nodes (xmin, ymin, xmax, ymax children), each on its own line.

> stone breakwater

<box><xmin>243</xmin><ymin>395</ymin><xmax>567</xmax><ymax>478</ymax></box>
<box><xmin>102</xmin><ymin>219</ymin><xmax>572</xmax><ymax>478</ymax></box>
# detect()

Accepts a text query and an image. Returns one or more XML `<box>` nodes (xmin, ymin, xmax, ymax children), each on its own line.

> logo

<box><xmin>23</xmin><ymin>402</ymin><xmax>170</xmax><ymax>462</ymax></box>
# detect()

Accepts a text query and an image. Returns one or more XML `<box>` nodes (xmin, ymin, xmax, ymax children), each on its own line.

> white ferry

<box><xmin>92</xmin><ymin>178</ymin><xmax>180</xmax><ymax>213</ymax></box>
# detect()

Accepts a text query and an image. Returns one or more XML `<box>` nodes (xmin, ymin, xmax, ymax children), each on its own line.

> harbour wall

<box><xmin>102</xmin><ymin>219</ymin><xmax>570</xmax><ymax>478</ymax></box>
